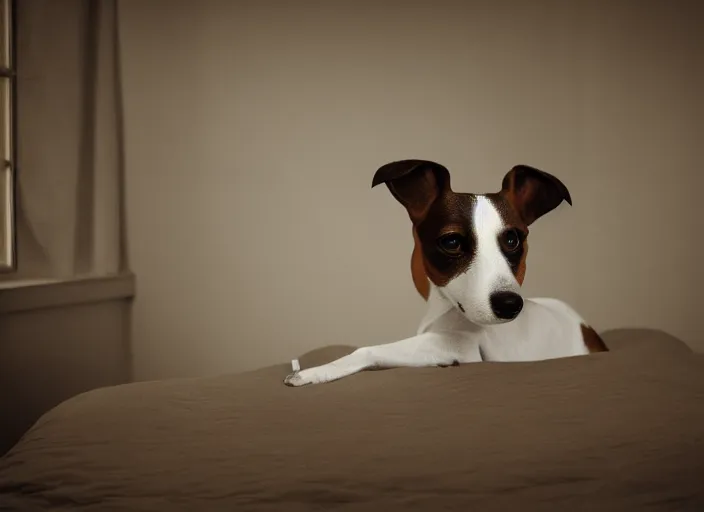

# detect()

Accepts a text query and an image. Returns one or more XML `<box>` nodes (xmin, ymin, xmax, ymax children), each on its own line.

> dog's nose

<box><xmin>490</xmin><ymin>291</ymin><xmax>524</xmax><ymax>320</ymax></box>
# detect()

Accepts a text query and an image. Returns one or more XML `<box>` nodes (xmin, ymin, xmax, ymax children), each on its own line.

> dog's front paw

<box><xmin>284</xmin><ymin>365</ymin><xmax>340</xmax><ymax>387</ymax></box>
<box><xmin>283</xmin><ymin>370</ymin><xmax>313</xmax><ymax>387</ymax></box>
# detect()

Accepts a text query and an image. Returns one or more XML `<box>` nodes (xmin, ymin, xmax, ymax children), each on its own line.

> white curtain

<box><xmin>12</xmin><ymin>0</ymin><xmax>126</xmax><ymax>280</ymax></box>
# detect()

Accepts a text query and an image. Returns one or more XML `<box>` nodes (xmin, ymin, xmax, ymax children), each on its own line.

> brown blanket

<box><xmin>1</xmin><ymin>328</ymin><xmax>703</xmax><ymax>511</ymax></box>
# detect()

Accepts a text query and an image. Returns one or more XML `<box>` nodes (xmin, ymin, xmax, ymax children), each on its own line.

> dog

<box><xmin>284</xmin><ymin>160</ymin><xmax>607</xmax><ymax>387</ymax></box>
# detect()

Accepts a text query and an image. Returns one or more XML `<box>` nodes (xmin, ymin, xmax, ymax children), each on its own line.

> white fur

<box><xmin>284</xmin><ymin>196</ymin><xmax>591</xmax><ymax>387</ymax></box>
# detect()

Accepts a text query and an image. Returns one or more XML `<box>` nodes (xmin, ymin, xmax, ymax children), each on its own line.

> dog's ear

<box><xmin>372</xmin><ymin>160</ymin><xmax>451</xmax><ymax>223</ymax></box>
<box><xmin>501</xmin><ymin>165</ymin><xmax>572</xmax><ymax>226</ymax></box>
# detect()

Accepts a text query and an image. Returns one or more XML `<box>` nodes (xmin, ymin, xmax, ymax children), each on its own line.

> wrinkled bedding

<box><xmin>1</xmin><ymin>328</ymin><xmax>703</xmax><ymax>511</ymax></box>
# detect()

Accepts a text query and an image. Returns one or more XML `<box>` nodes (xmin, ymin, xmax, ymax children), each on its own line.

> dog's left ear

<box><xmin>501</xmin><ymin>165</ymin><xmax>572</xmax><ymax>226</ymax></box>
<box><xmin>372</xmin><ymin>159</ymin><xmax>451</xmax><ymax>223</ymax></box>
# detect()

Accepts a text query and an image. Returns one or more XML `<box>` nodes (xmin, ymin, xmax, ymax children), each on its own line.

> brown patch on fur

<box><xmin>581</xmin><ymin>324</ymin><xmax>609</xmax><ymax>353</ymax></box>
<box><xmin>414</xmin><ymin>193</ymin><xmax>477</xmax><ymax>288</ymax></box>
<box><xmin>503</xmin><ymin>171</ymin><xmax>538</xmax><ymax>224</ymax></box>
<box><xmin>486</xmin><ymin>193</ymin><xmax>529</xmax><ymax>283</ymax></box>
<box><xmin>516</xmin><ymin>238</ymin><xmax>528</xmax><ymax>285</ymax></box>
<box><xmin>411</xmin><ymin>226</ymin><xmax>430</xmax><ymax>300</ymax></box>
<box><xmin>487</xmin><ymin>192</ymin><xmax>528</xmax><ymax>231</ymax></box>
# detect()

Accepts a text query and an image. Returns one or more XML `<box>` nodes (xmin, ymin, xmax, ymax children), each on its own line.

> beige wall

<box><xmin>119</xmin><ymin>0</ymin><xmax>704</xmax><ymax>381</ymax></box>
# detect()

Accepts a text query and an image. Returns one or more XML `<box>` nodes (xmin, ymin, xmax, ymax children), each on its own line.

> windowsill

<box><xmin>0</xmin><ymin>272</ymin><xmax>135</xmax><ymax>314</ymax></box>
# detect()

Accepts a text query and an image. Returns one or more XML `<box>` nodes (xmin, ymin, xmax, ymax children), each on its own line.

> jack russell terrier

<box><xmin>284</xmin><ymin>160</ymin><xmax>607</xmax><ymax>387</ymax></box>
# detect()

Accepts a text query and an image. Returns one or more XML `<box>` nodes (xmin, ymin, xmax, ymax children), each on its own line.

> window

<box><xmin>0</xmin><ymin>0</ymin><xmax>14</xmax><ymax>273</ymax></box>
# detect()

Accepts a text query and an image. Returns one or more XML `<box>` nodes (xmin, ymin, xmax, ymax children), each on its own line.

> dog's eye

<box><xmin>438</xmin><ymin>233</ymin><xmax>464</xmax><ymax>256</ymax></box>
<box><xmin>500</xmin><ymin>229</ymin><xmax>521</xmax><ymax>253</ymax></box>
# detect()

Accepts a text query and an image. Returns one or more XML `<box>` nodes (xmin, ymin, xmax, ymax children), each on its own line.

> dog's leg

<box><xmin>283</xmin><ymin>331</ymin><xmax>480</xmax><ymax>387</ymax></box>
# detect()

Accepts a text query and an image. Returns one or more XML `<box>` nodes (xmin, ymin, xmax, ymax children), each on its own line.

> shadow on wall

<box><xmin>0</xmin><ymin>298</ymin><xmax>132</xmax><ymax>455</ymax></box>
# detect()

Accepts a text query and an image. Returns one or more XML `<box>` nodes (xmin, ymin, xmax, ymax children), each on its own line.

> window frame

<box><xmin>0</xmin><ymin>0</ymin><xmax>15</xmax><ymax>273</ymax></box>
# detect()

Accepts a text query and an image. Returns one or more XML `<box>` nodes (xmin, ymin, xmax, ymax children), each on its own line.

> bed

<box><xmin>1</xmin><ymin>328</ymin><xmax>703</xmax><ymax>511</ymax></box>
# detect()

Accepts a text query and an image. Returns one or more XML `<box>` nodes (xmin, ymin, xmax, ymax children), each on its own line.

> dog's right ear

<box><xmin>372</xmin><ymin>160</ymin><xmax>451</xmax><ymax>223</ymax></box>
<box><xmin>500</xmin><ymin>165</ymin><xmax>572</xmax><ymax>226</ymax></box>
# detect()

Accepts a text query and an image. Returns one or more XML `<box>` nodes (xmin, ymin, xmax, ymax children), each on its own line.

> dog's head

<box><xmin>372</xmin><ymin>160</ymin><xmax>571</xmax><ymax>325</ymax></box>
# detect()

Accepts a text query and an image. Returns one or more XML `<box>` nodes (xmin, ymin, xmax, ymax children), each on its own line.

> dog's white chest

<box><xmin>477</xmin><ymin>298</ymin><xmax>589</xmax><ymax>361</ymax></box>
